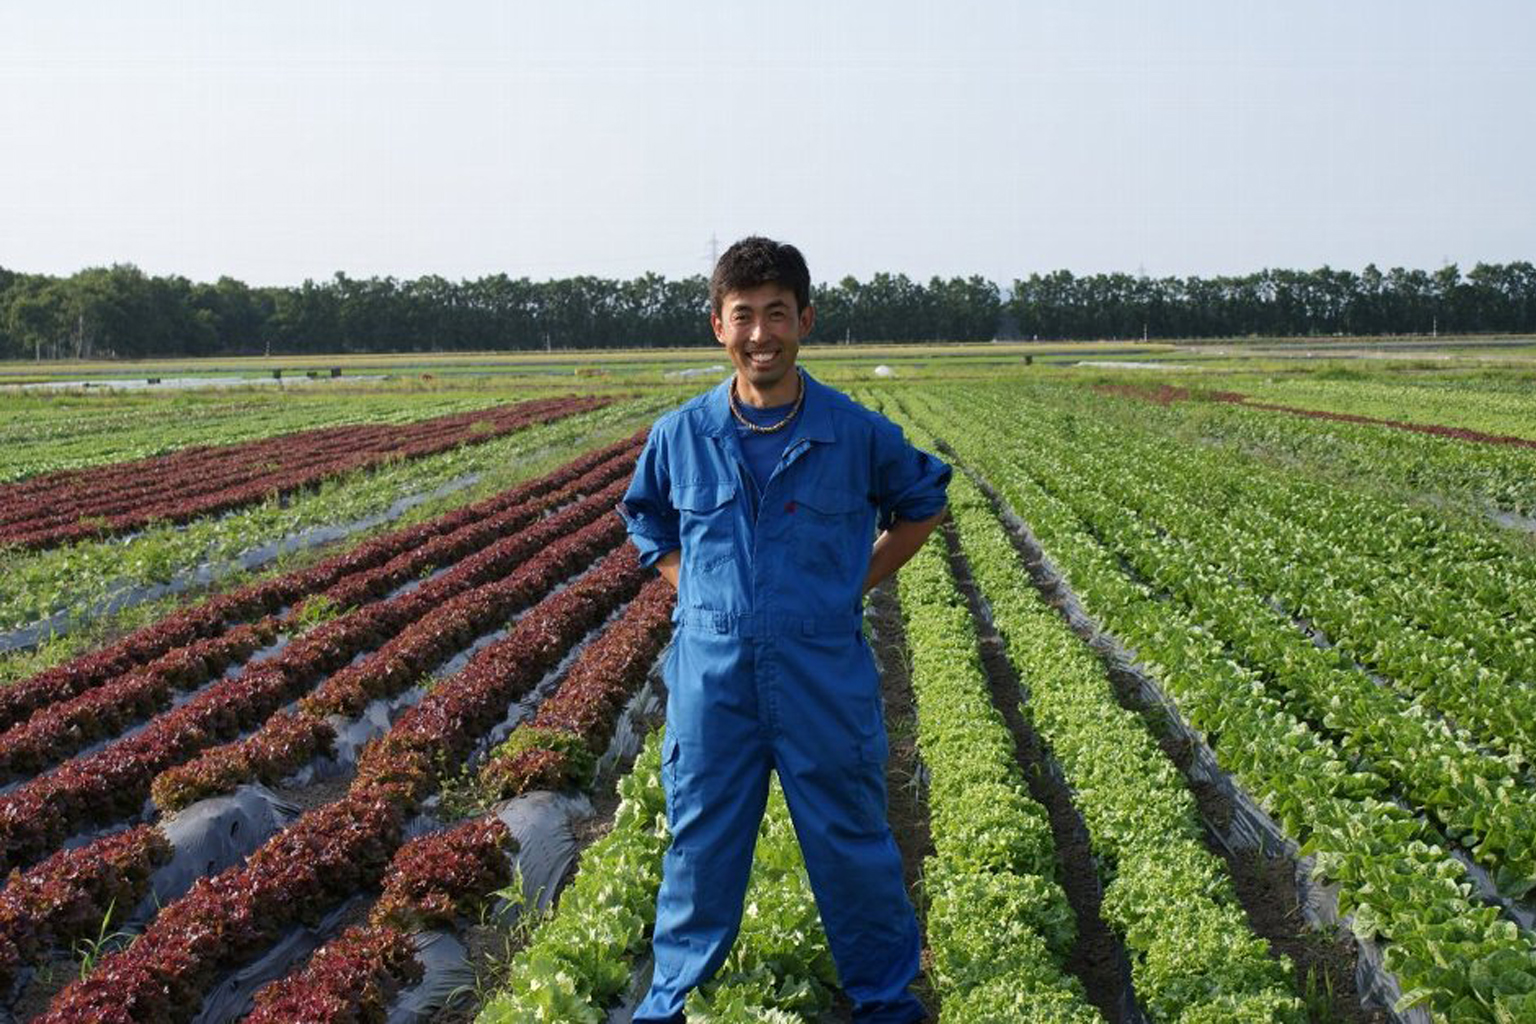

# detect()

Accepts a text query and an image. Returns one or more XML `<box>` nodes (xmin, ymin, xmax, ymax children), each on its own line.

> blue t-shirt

<box><xmin>734</xmin><ymin>400</ymin><xmax>797</xmax><ymax>511</ymax></box>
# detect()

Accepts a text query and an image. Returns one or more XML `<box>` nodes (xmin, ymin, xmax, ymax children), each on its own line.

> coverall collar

<box><xmin>702</xmin><ymin>368</ymin><xmax>836</xmax><ymax>444</ymax></box>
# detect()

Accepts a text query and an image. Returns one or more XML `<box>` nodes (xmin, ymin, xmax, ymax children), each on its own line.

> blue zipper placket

<box><xmin>707</xmin><ymin>416</ymin><xmax>822</xmax><ymax>744</ymax></box>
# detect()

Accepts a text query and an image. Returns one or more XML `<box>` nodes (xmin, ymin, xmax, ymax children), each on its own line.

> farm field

<box><xmin>0</xmin><ymin>342</ymin><xmax>1534</xmax><ymax>1022</ymax></box>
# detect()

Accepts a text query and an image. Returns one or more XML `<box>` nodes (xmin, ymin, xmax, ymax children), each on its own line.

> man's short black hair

<box><xmin>710</xmin><ymin>236</ymin><xmax>811</xmax><ymax>316</ymax></box>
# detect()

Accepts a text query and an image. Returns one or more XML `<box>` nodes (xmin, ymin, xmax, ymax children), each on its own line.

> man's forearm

<box><xmin>655</xmin><ymin>549</ymin><xmax>680</xmax><ymax>589</ymax></box>
<box><xmin>863</xmin><ymin>508</ymin><xmax>947</xmax><ymax>594</ymax></box>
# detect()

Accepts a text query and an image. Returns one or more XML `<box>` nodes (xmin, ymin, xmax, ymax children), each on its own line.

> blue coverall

<box><xmin>618</xmin><ymin>371</ymin><xmax>951</xmax><ymax>1024</ymax></box>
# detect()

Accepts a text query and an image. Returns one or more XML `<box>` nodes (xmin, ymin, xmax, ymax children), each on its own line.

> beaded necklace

<box><xmin>728</xmin><ymin>368</ymin><xmax>805</xmax><ymax>434</ymax></box>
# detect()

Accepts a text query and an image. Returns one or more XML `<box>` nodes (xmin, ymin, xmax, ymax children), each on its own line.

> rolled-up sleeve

<box><xmin>617</xmin><ymin>430</ymin><xmax>680</xmax><ymax>569</ymax></box>
<box><xmin>873</xmin><ymin>419</ymin><xmax>951</xmax><ymax>531</ymax></box>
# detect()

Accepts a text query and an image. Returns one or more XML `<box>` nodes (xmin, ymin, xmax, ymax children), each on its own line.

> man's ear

<box><xmin>798</xmin><ymin>303</ymin><xmax>815</xmax><ymax>338</ymax></box>
<box><xmin>710</xmin><ymin>309</ymin><xmax>726</xmax><ymax>345</ymax></box>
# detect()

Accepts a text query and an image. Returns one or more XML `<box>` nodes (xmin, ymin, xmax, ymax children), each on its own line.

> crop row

<box><xmin>0</xmin><ymin>430</ymin><xmax>640</xmax><ymax>735</ymax></box>
<box><xmin>245</xmin><ymin>816</ymin><xmax>514</xmax><ymax>1023</ymax></box>
<box><xmin>34</xmin><ymin>542</ymin><xmax>647</xmax><ymax>1021</ymax></box>
<box><xmin>0</xmin><ymin>616</ymin><xmax>284</xmax><ymax>781</ymax></box>
<box><xmin>0</xmin><ymin>394</ymin><xmax>608</xmax><ymax>550</ymax></box>
<box><xmin>479</xmin><ymin>575</ymin><xmax>675</xmax><ymax>798</ymax></box>
<box><xmin>894</xmin><ymin>411</ymin><xmax>1304</xmax><ymax>1022</ymax></box>
<box><xmin>992</xmin><ymin>383</ymin><xmax>1536</xmax><ymax>711</ymax></box>
<box><xmin>152</xmin><ymin>497</ymin><xmax>631</xmax><ymax>811</ymax></box>
<box><xmin>915</xmin><ymin>398</ymin><xmax>1536</xmax><ymax>1020</ymax></box>
<box><xmin>934</xmin><ymin>386</ymin><xmax>1536</xmax><ymax>893</ymax></box>
<box><xmin>892</xmin><ymin>506</ymin><xmax>1098</xmax><ymax>1021</ymax></box>
<box><xmin>0</xmin><ymin>471</ymin><xmax>632</xmax><ymax>875</ymax></box>
<box><xmin>0</xmin><ymin>825</ymin><xmax>172</xmax><ymax>993</ymax></box>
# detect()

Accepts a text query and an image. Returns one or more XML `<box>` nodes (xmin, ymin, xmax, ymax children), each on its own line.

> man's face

<box><xmin>711</xmin><ymin>283</ymin><xmax>814</xmax><ymax>402</ymax></box>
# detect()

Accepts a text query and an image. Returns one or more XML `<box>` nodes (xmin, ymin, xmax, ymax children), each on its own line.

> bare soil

<box><xmin>865</xmin><ymin>579</ymin><xmax>937</xmax><ymax>1021</ymax></box>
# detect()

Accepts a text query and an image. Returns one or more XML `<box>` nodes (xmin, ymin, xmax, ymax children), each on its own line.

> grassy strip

<box><xmin>894</xmin><ymin>516</ymin><xmax>1099</xmax><ymax>1022</ymax></box>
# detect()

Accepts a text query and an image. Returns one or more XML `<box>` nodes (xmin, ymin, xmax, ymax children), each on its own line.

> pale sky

<box><xmin>2</xmin><ymin>1</ymin><xmax>1531</xmax><ymax>287</ymax></box>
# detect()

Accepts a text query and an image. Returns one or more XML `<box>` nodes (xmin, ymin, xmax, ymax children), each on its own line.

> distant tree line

<box><xmin>0</xmin><ymin>261</ymin><xmax>1532</xmax><ymax>359</ymax></box>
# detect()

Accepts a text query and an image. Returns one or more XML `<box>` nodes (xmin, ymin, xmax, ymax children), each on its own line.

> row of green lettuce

<box><xmin>904</xmin><ymin>391</ymin><xmax>1536</xmax><ymax>1021</ymax></box>
<box><xmin>913</xmin><ymin>384</ymin><xmax>1536</xmax><ymax>898</ymax></box>
<box><xmin>475</xmin><ymin>728</ymin><xmax>838</xmax><ymax>1024</ymax></box>
<box><xmin>893</xmin><ymin>487</ymin><xmax>1101</xmax><ymax>1022</ymax></box>
<box><xmin>889</xmin><ymin>408</ymin><xmax>1305</xmax><ymax>1022</ymax></box>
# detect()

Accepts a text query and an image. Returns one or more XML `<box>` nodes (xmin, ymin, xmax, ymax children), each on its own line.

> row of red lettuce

<box><xmin>0</xmin><ymin>395</ymin><xmax>607</xmax><ymax>549</ymax></box>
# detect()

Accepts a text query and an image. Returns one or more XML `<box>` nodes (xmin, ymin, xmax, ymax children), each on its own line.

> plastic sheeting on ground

<box><xmin>192</xmin><ymin>894</ymin><xmax>368</xmax><ymax>1023</ymax></box>
<box><xmin>133</xmin><ymin>784</ymin><xmax>302</xmax><ymax>927</ymax></box>
<box><xmin>387</xmin><ymin>659</ymin><xmax>667</xmax><ymax>1021</ymax></box>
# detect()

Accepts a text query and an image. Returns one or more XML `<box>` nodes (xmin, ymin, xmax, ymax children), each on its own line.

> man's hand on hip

<box><xmin>863</xmin><ymin>508</ymin><xmax>947</xmax><ymax>595</ymax></box>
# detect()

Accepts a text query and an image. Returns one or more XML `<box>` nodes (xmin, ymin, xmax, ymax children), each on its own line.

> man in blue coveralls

<box><xmin>618</xmin><ymin>236</ymin><xmax>950</xmax><ymax>1024</ymax></box>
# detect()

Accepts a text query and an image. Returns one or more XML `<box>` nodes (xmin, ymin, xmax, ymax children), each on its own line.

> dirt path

<box><xmin>865</xmin><ymin>580</ymin><xmax>937</xmax><ymax>1021</ymax></box>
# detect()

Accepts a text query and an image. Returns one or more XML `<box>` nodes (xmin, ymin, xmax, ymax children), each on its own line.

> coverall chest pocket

<box><xmin>674</xmin><ymin>481</ymin><xmax>739</xmax><ymax>576</ymax></box>
<box><xmin>790</xmin><ymin>484</ymin><xmax>870</xmax><ymax>580</ymax></box>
